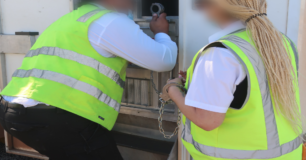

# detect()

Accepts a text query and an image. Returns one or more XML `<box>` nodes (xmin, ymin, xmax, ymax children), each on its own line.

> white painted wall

<box><xmin>287</xmin><ymin>0</ymin><xmax>302</xmax><ymax>45</ymax></box>
<box><xmin>0</xmin><ymin>0</ymin><xmax>74</xmax><ymax>84</ymax></box>
<box><xmin>5</xmin><ymin>54</ymin><xmax>25</xmax><ymax>82</ymax></box>
<box><xmin>267</xmin><ymin>0</ymin><xmax>288</xmax><ymax>33</ymax></box>
<box><xmin>0</xmin><ymin>0</ymin><xmax>73</xmax><ymax>35</ymax></box>
<box><xmin>179</xmin><ymin>0</ymin><xmax>301</xmax><ymax>70</ymax></box>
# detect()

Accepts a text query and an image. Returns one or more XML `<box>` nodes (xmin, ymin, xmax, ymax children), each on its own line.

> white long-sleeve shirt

<box><xmin>3</xmin><ymin>5</ymin><xmax>178</xmax><ymax>107</ymax></box>
<box><xmin>89</xmin><ymin>12</ymin><xmax>177</xmax><ymax>72</ymax></box>
<box><xmin>185</xmin><ymin>21</ymin><xmax>247</xmax><ymax>113</ymax></box>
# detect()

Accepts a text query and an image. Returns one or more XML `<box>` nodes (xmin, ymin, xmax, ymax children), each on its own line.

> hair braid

<box><xmin>216</xmin><ymin>0</ymin><xmax>302</xmax><ymax>136</ymax></box>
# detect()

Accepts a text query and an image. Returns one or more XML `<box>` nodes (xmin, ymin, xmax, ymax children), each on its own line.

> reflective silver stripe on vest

<box><xmin>25</xmin><ymin>47</ymin><xmax>125</xmax><ymax>89</ymax></box>
<box><xmin>182</xmin><ymin>118</ymin><xmax>302</xmax><ymax>159</ymax></box>
<box><xmin>182</xmin><ymin>35</ymin><xmax>302</xmax><ymax>159</ymax></box>
<box><xmin>77</xmin><ymin>9</ymin><xmax>103</xmax><ymax>22</ymax></box>
<box><xmin>222</xmin><ymin>35</ymin><xmax>280</xmax><ymax>149</ymax></box>
<box><xmin>13</xmin><ymin>69</ymin><xmax>121</xmax><ymax>112</ymax></box>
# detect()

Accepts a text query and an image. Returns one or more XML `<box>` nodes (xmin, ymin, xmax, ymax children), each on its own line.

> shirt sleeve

<box><xmin>185</xmin><ymin>47</ymin><xmax>246</xmax><ymax>113</ymax></box>
<box><xmin>88</xmin><ymin>13</ymin><xmax>178</xmax><ymax>72</ymax></box>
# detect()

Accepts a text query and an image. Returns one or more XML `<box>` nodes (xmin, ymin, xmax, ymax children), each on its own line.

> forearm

<box><xmin>168</xmin><ymin>86</ymin><xmax>198</xmax><ymax>124</ymax></box>
<box><xmin>89</xmin><ymin>13</ymin><xmax>178</xmax><ymax>72</ymax></box>
<box><xmin>108</xmin><ymin>32</ymin><xmax>177</xmax><ymax>72</ymax></box>
<box><xmin>153</xmin><ymin>33</ymin><xmax>178</xmax><ymax>71</ymax></box>
<box><xmin>168</xmin><ymin>85</ymin><xmax>225</xmax><ymax>131</ymax></box>
<box><xmin>95</xmin><ymin>15</ymin><xmax>177</xmax><ymax>72</ymax></box>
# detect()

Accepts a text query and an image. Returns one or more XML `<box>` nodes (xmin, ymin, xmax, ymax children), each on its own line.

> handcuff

<box><xmin>158</xmin><ymin>80</ymin><xmax>185</xmax><ymax>139</ymax></box>
<box><xmin>150</xmin><ymin>3</ymin><xmax>165</xmax><ymax>17</ymax></box>
<box><xmin>159</xmin><ymin>82</ymin><xmax>186</xmax><ymax>102</ymax></box>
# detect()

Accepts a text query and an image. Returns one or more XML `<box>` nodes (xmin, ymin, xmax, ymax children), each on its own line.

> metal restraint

<box><xmin>151</xmin><ymin>71</ymin><xmax>182</xmax><ymax>139</ymax></box>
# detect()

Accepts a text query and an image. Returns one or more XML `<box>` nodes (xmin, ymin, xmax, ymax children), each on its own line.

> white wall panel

<box><xmin>267</xmin><ymin>0</ymin><xmax>289</xmax><ymax>34</ymax></box>
<box><xmin>5</xmin><ymin>54</ymin><xmax>25</xmax><ymax>82</ymax></box>
<box><xmin>287</xmin><ymin>0</ymin><xmax>302</xmax><ymax>44</ymax></box>
<box><xmin>0</xmin><ymin>0</ymin><xmax>72</xmax><ymax>35</ymax></box>
<box><xmin>179</xmin><ymin>0</ymin><xmax>218</xmax><ymax>71</ymax></box>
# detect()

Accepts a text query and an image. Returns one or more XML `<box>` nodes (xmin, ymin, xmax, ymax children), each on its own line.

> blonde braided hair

<box><xmin>215</xmin><ymin>0</ymin><xmax>302</xmax><ymax>135</ymax></box>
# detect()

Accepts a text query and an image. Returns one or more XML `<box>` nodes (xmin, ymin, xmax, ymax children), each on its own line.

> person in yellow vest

<box><xmin>0</xmin><ymin>0</ymin><xmax>177</xmax><ymax>159</ymax></box>
<box><xmin>165</xmin><ymin>0</ymin><xmax>302</xmax><ymax>159</ymax></box>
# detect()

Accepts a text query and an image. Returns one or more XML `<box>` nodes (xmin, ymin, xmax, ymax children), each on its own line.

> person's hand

<box><xmin>179</xmin><ymin>71</ymin><xmax>187</xmax><ymax>79</ymax></box>
<box><xmin>167</xmin><ymin>77</ymin><xmax>186</xmax><ymax>97</ymax></box>
<box><xmin>150</xmin><ymin>13</ymin><xmax>169</xmax><ymax>35</ymax></box>
<box><xmin>167</xmin><ymin>77</ymin><xmax>184</xmax><ymax>85</ymax></box>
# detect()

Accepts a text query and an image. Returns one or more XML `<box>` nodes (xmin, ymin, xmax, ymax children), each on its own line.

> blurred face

<box><xmin>196</xmin><ymin>0</ymin><xmax>236</xmax><ymax>28</ymax></box>
<box><xmin>101</xmin><ymin>0</ymin><xmax>134</xmax><ymax>14</ymax></box>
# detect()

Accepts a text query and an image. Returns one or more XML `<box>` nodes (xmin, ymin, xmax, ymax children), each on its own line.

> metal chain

<box><xmin>158</xmin><ymin>98</ymin><xmax>181</xmax><ymax>139</ymax></box>
<box><xmin>151</xmin><ymin>71</ymin><xmax>181</xmax><ymax>139</ymax></box>
<box><xmin>150</xmin><ymin>71</ymin><xmax>160</xmax><ymax>94</ymax></box>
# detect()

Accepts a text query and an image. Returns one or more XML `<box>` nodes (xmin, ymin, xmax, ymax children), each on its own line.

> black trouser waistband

<box><xmin>0</xmin><ymin>96</ymin><xmax>65</xmax><ymax>115</ymax></box>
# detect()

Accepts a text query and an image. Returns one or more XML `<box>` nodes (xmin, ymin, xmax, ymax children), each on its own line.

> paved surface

<box><xmin>0</xmin><ymin>143</ymin><xmax>38</xmax><ymax>160</ymax></box>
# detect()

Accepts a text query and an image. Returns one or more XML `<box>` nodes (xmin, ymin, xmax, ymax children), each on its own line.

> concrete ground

<box><xmin>0</xmin><ymin>143</ymin><xmax>38</xmax><ymax>160</ymax></box>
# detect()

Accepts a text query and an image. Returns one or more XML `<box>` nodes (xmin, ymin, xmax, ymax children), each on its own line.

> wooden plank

<box><xmin>127</xmin><ymin>78</ymin><xmax>135</xmax><ymax>104</ymax></box>
<box><xmin>141</xmin><ymin>80</ymin><xmax>150</xmax><ymax>106</ymax></box>
<box><xmin>4</xmin><ymin>131</ymin><xmax>13</xmax><ymax>151</ymax></box>
<box><xmin>0</xmin><ymin>124</ymin><xmax>4</xmax><ymax>143</ymax></box>
<box><xmin>134</xmin><ymin>79</ymin><xmax>141</xmax><ymax>105</ymax></box>
<box><xmin>126</xmin><ymin>68</ymin><xmax>151</xmax><ymax>79</ymax></box>
<box><xmin>120</xmin><ymin>106</ymin><xmax>178</xmax><ymax>122</ymax></box>
<box><xmin>152</xmin><ymin>71</ymin><xmax>160</xmax><ymax>109</ymax></box>
<box><xmin>6</xmin><ymin>149</ymin><xmax>49</xmax><ymax>160</ymax></box>
<box><xmin>178</xmin><ymin>121</ymin><xmax>190</xmax><ymax>160</ymax></box>
<box><xmin>118</xmin><ymin>146</ymin><xmax>168</xmax><ymax>160</ymax></box>
<box><xmin>113</xmin><ymin>123</ymin><xmax>176</xmax><ymax>142</ymax></box>
<box><xmin>13</xmin><ymin>137</ymin><xmax>38</xmax><ymax>153</ymax></box>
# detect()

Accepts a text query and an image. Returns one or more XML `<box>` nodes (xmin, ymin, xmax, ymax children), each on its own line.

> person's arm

<box><xmin>167</xmin><ymin>48</ymin><xmax>246</xmax><ymax>131</ymax></box>
<box><xmin>88</xmin><ymin>13</ymin><xmax>177</xmax><ymax>72</ymax></box>
<box><xmin>167</xmin><ymin>81</ymin><xmax>226</xmax><ymax>131</ymax></box>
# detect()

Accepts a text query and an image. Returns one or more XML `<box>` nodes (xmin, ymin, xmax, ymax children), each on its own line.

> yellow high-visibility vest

<box><xmin>1</xmin><ymin>4</ymin><xmax>128</xmax><ymax>130</ymax></box>
<box><xmin>182</xmin><ymin>30</ymin><xmax>302</xmax><ymax>160</ymax></box>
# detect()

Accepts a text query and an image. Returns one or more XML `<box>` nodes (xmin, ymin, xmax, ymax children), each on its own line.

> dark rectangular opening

<box><xmin>141</xmin><ymin>0</ymin><xmax>179</xmax><ymax>16</ymax></box>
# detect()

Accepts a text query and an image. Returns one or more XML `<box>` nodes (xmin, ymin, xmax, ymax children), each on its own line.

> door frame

<box><xmin>298</xmin><ymin>0</ymin><xmax>306</xmax><ymax>119</ymax></box>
